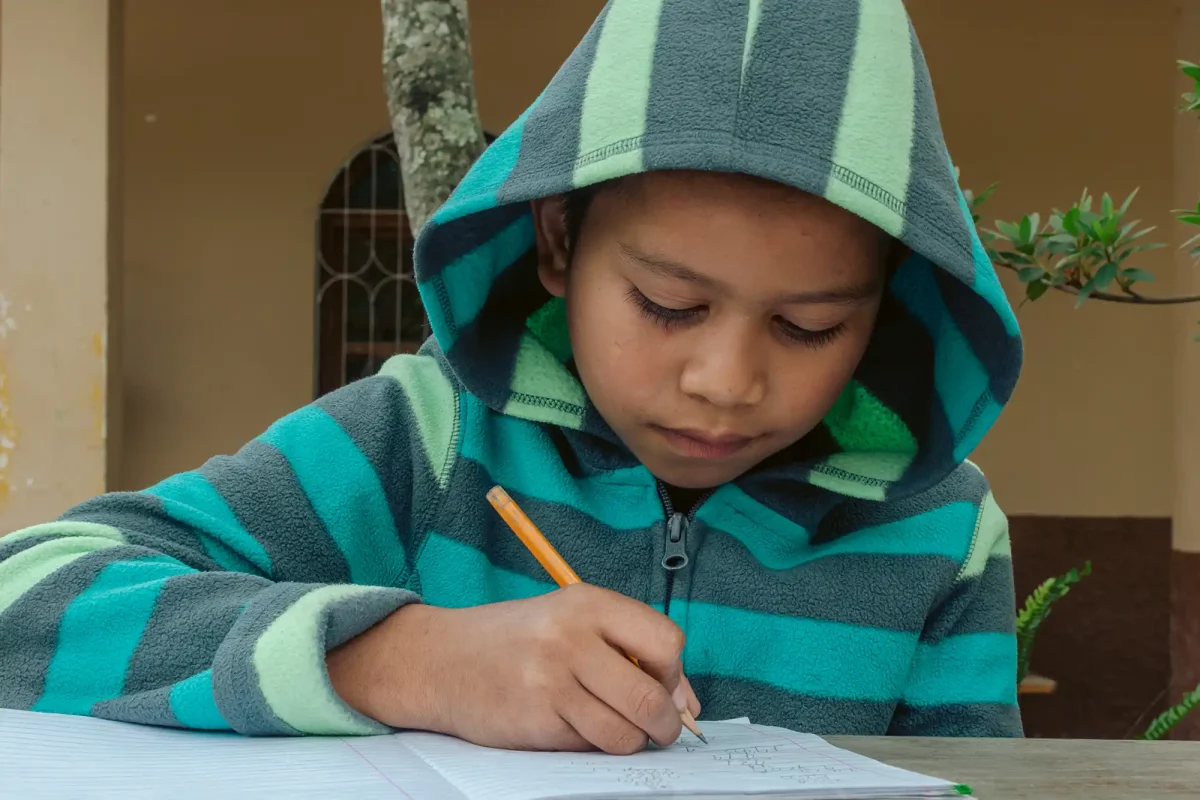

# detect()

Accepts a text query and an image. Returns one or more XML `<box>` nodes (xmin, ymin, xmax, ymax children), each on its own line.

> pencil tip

<box><xmin>696</xmin><ymin>732</ymin><xmax>708</xmax><ymax>744</ymax></box>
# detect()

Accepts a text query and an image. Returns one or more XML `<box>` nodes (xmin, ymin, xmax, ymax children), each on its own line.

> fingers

<box><xmin>566</xmin><ymin>585</ymin><xmax>687</xmax><ymax>694</ymax></box>
<box><xmin>571</xmin><ymin>639</ymin><xmax>683</xmax><ymax>748</ymax></box>
<box><xmin>675</xmin><ymin>672</ymin><xmax>701</xmax><ymax>718</ymax></box>
<box><xmin>556</xmin><ymin>683</ymin><xmax>650</xmax><ymax>755</ymax></box>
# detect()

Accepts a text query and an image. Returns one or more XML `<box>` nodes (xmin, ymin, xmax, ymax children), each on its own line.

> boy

<box><xmin>0</xmin><ymin>0</ymin><xmax>1023</xmax><ymax>753</ymax></box>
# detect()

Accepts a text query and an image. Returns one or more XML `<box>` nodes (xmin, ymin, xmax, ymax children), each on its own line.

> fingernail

<box><xmin>672</xmin><ymin>685</ymin><xmax>688</xmax><ymax>712</ymax></box>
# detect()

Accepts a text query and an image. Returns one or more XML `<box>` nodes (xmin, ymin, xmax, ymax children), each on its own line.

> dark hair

<box><xmin>561</xmin><ymin>182</ymin><xmax>608</xmax><ymax>263</ymax></box>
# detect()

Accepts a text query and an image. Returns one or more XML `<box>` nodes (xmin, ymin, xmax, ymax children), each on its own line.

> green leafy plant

<box><xmin>962</xmin><ymin>60</ymin><xmax>1200</xmax><ymax>312</ymax></box>
<box><xmin>986</xmin><ymin>190</ymin><xmax>1165</xmax><ymax>307</ymax></box>
<box><xmin>1015</xmin><ymin>562</ymin><xmax>1091</xmax><ymax>684</ymax></box>
<box><xmin>1179</xmin><ymin>59</ymin><xmax>1200</xmax><ymax>115</ymax></box>
<box><xmin>1138</xmin><ymin>683</ymin><xmax>1200</xmax><ymax>741</ymax></box>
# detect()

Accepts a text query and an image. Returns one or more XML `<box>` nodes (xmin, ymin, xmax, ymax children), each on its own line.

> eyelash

<box><xmin>626</xmin><ymin>287</ymin><xmax>847</xmax><ymax>349</ymax></box>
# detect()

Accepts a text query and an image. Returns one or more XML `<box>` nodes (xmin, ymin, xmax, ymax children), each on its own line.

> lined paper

<box><xmin>0</xmin><ymin>709</ymin><xmax>959</xmax><ymax>799</ymax></box>
<box><xmin>401</xmin><ymin>721</ymin><xmax>959</xmax><ymax>799</ymax></box>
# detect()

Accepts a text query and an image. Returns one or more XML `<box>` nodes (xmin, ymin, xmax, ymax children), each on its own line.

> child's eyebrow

<box><xmin>619</xmin><ymin>244</ymin><xmax>882</xmax><ymax>305</ymax></box>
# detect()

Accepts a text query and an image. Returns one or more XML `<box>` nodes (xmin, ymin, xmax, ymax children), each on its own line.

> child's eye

<box><xmin>775</xmin><ymin>318</ymin><xmax>846</xmax><ymax>349</ymax></box>
<box><xmin>627</xmin><ymin>287</ymin><xmax>704</xmax><ymax>328</ymax></box>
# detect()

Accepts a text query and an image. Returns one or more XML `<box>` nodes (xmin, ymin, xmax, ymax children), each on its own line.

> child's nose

<box><xmin>678</xmin><ymin>332</ymin><xmax>768</xmax><ymax>409</ymax></box>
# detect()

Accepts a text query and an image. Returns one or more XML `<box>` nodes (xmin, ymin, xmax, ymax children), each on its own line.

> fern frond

<box><xmin>1015</xmin><ymin>561</ymin><xmax>1091</xmax><ymax>683</ymax></box>
<box><xmin>1139</xmin><ymin>683</ymin><xmax>1200</xmax><ymax>741</ymax></box>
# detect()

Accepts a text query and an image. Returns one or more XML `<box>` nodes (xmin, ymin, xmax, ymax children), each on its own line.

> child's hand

<box><xmin>327</xmin><ymin>584</ymin><xmax>701</xmax><ymax>754</ymax></box>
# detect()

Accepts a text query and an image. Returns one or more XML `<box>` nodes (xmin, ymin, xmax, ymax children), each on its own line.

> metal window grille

<box><xmin>313</xmin><ymin>132</ymin><xmax>427</xmax><ymax>398</ymax></box>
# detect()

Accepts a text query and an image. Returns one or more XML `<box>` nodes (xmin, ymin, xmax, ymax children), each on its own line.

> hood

<box><xmin>413</xmin><ymin>0</ymin><xmax>1022</xmax><ymax>503</ymax></box>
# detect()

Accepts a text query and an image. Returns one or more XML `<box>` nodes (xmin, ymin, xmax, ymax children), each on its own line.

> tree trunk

<box><xmin>380</xmin><ymin>0</ymin><xmax>487</xmax><ymax>235</ymax></box>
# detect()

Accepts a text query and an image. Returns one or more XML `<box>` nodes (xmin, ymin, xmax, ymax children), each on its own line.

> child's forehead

<box><xmin>598</xmin><ymin>170</ymin><xmax>885</xmax><ymax>244</ymax></box>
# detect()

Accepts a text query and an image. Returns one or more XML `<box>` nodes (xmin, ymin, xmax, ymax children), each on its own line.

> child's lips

<box><xmin>651</xmin><ymin>425</ymin><xmax>759</xmax><ymax>460</ymax></box>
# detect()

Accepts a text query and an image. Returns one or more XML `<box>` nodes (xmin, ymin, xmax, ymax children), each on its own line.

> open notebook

<box><xmin>0</xmin><ymin>709</ymin><xmax>966</xmax><ymax>799</ymax></box>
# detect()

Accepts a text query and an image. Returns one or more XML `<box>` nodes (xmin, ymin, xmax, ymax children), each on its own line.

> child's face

<box><xmin>533</xmin><ymin>171</ymin><xmax>890</xmax><ymax>490</ymax></box>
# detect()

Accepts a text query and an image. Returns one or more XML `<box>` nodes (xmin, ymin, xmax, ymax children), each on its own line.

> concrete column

<box><xmin>1172</xmin><ymin>0</ymin><xmax>1200</xmax><ymax>741</ymax></box>
<box><xmin>0</xmin><ymin>1</ymin><xmax>123</xmax><ymax>532</ymax></box>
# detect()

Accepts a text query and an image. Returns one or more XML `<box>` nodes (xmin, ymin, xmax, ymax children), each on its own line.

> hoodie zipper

<box><xmin>656</xmin><ymin>483</ymin><xmax>715</xmax><ymax>617</ymax></box>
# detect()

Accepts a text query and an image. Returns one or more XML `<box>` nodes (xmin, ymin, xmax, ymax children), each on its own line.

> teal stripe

<box><xmin>684</xmin><ymin>602</ymin><xmax>918</xmax><ymax>701</ymax></box>
<box><xmin>169</xmin><ymin>670</ymin><xmax>228</xmax><ymax>730</ymax></box>
<box><xmin>953</xmin><ymin>398</ymin><xmax>1003</xmax><ymax>463</ymax></box>
<box><xmin>459</xmin><ymin>396</ymin><xmax>661</xmax><ymax>530</ymax></box>
<box><xmin>696</xmin><ymin>486</ymin><xmax>976</xmax><ymax>570</ymax></box>
<box><xmin>889</xmin><ymin>259</ymin><xmax>993</xmax><ymax>441</ymax></box>
<box><xmin>145</xmin><ymin>472</ymin><xmax>270</xmax><ymax>575</ymax></box>
<box><xmin>34</xmin><ymin>556</ymin><xmax>188</xmax><ymax>716</ymax></box>
<box><xmin>417</xmin><ymin>533</ymin><xmax>555</xmax><ymax>607</ymax></box>
<box><xmin>261</xmin><ymin>406</ymin><xmax>405</xmax><ymax>587</ymax></box>
<box><xmin>419</xmin><ymin>214</ymin><xmax>534</xmax><ymax>342</ymax></box>
<box><xmin>952</xmin><ymin>163</ymin><xmax>1019</xmax><ymax>337</ymax></box>
<box><xmin>431</xmin><ymin>99</ymin><xmax>538</xmax><ymax>226</ymax></box>
<box><xmin>903</xmin><ymin>632</ymin><xmax>1017</xmax><ymax>707</ymax></box>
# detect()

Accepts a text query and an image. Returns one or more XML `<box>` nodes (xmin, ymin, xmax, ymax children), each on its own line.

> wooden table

<box><xmin>833</xmin><ymin>736</ymin><xmax>1200</xmax><ymax>799</ymax></box>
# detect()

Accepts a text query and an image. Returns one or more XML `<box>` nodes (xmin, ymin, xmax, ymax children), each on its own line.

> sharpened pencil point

<box><xmin>695</xmin><ymin>732</ymin><xmax>708</xmax><ymax>744</ymax></box>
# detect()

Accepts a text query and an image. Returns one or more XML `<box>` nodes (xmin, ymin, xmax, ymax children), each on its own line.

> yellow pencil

<box><xmin>486</xmin><ymin>485</ymin><xmax>708</xmax><ymax>745</ymax></box>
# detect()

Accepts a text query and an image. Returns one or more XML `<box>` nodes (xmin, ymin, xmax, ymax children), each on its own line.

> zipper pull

<box><xmin>662</xmin><ymin>512</ymin><xmax>689</xmax><ymax>570</ymax></box>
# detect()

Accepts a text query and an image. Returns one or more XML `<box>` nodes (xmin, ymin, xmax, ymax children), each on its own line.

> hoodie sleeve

<box><xmin>888</xmin><ymin>490</ymin><xmax>1023</xmax><ymax>737</ymax></box>
<box><xmin>0</xmin><ymin>354</ymin><xmax>458</xmax><ymax>736</ymax></box>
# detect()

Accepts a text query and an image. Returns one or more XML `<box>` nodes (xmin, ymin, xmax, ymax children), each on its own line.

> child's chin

<box><xmin>646</xmin><ymin>456</ymin><xmax>746</xmax><ymax>491</ymax></box>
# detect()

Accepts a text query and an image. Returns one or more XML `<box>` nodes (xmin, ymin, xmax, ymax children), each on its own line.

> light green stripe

<box><xmin>253</xmin><ymin>585</ymin><xmax>385</xmax><ymax>736</ymax></box>
<box><xmin>0</xmin><ymin>534</ymin><xmax>124</xmax><ymax>615</ymax></box>
<box><xmin>809</xmin><ymin>451</ymin><xmax>913</xmax><ymax>501</ymax></box>
<box><xmin>573</xmin><ymin>0</ymin><xmax>665</xmax><ymax>186</ymax></box>
<box><xmin>1</xmin><ymin>520</ymin><xmax>124</xmax><ymax>548</ymax></box>
<box><xmin>742</xmin><ymin>0</ymin><xmax>764</xmax><ymax>77</ymax></box>
<box><xmin>379</xmin><ymin>355</ymin><xmax>458</xmax><ymax>487</ymax></box>
<box><xmin>960</xmin><ymin>492</ymin><xmax>1009</xmax><ymax>580</ymax></box>
<box><xmin>502</xmin><ymin>332</ymin><xmax>587</xmax><ymax>429</ymax></box>
<box><xmin>824</xmin><ymin>0</ymin><xmax>916</xmax><ymax>236</ymax></box>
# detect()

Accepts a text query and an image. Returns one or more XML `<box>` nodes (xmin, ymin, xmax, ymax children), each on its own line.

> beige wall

<box><xmin>115</xmin><ymin>0</ymin><xmax>1177</xmax><ymax>519</ymax></box>
<box><xmin>121</xmin><ymin>0</ymin><xmax>391</xmax><ymax>490</ymax></box>
<box><xmin>0</xmin><ymin>1</ymin><xmax>122</xmax><ymax>531</ymax></box>
<box><xmin>1174</xmin><ymin>0</ymin><xmax>1200</xmax><ymax>552</ymax></box>
<box><xmin>910</xmin><ymin>0</ymin><xmax>1177</xmax><ymax>517</ymax></box>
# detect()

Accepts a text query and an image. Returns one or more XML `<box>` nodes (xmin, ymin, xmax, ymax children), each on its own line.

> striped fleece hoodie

<box><xmin>0</xmin><ymin>0</ymin><xmax>1023</xmax><ymax>738</ymax></box>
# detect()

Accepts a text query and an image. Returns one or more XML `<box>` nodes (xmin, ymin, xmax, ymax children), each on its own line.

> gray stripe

<box><xmin>900</xmin><ymin>19</ymin><xmax>977</xmax><ymax>286</ymax></box>
<box><xmin>642</xmin><ymin>0</ymin><xmax>748</xmax><ymax>170</ymax></box>
<box><xmin>123</xmin><ymin>571</ymin><xmax>269</xmax><ymax>694</ymax></box>
<box><xmin>688</xmin><ymin>528</ymin><xmax>960</xmax><ymax>631</ymax></box>
<box><xmin>0</xmin><ymin>533</ymin><xmax>61</xmax><ymax>561</ymax></box>
<box><xmin>432</xmin><ymin>459</ymin><xmax>658</xmax><ymax>602</ymax></box>
<box><xmin>415</xmin><ymin>203</ymin><xmax>528</xmax><ymax>282</ymax></box>
<box><xmin>736</xmin><ymin>480</ymin><xmax>842</xmax><ymax>541</ymax></box>
<box><xmin>495</xmin><ymin>3</ymin><xmax>612</xmax><ymax>201</ymax></box>
<box><xmin>889</xmin><ymin>701</ymin><xmax>1022</xmax><ymax>737</ymax></box>
<box><xmin>61</xmin><ymin>493</ymin><xmax>220</xmax><ymax>571</ymax></box>
<box><xmin>688</xmin><ymin>675</ymin><xmax>895</xmax><ymax>736</ymax></box>
<box><xmin>817</xmin><ymin>462</ymin><xmax>988</xmax><ymax>541</ymax></box>
<box><xmin>210</xmin><ymin>582</ymin><xmax>411</xmax><ymax>735</ymax></box>
<box><xmin>210</xmin><ymin>582</ymin><xmax>313</xmax><ymax>735</ymax></box>
<box><xmin>734</xmin><ymin>0</ymin><xmax>860</xmax><ymax>195</ymax></box>
<box><xmin>921</xmin><ymin>555</ymin><xmax>1015</xmax><ymax>643</ymax></box>
<box><xmin>0</xmin><ymin>545</ymin><xmax>156</xmax><ymax>710</ymax></box>
<box><xmin>324</xmin><ymin>587</ymin><xmax>418</xmax><ymax>651</ymax></box>
<box><xmin>92</xmin><ymin>686</ymin><xmax>182</xmax><ymax>729</ymax></box>
<box><xmin>201</xmin><ymin>441</ymin><xmax>351</xmax><ymax>584</ymax></box>
<box><xmin>317</xmin><ymin>375</ymin><xmax>424</xmax><ymax>563</ymax></box>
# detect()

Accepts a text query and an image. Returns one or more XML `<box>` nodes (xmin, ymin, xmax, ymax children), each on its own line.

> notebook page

<box><xmin>399</xmin><ymin>720</ymin><xmax>959</xmax><ymax>799</ymax></box>
<box><xmin>0</xmin><ymin>708</ymin><xmax>463</xmax><ymax>800</ymax></box>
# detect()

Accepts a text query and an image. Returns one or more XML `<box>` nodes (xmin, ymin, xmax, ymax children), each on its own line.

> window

<box><xmin>314</xmin><ymin>132</ymin><xmax>425</xmax><ymax>398</ymax></box>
